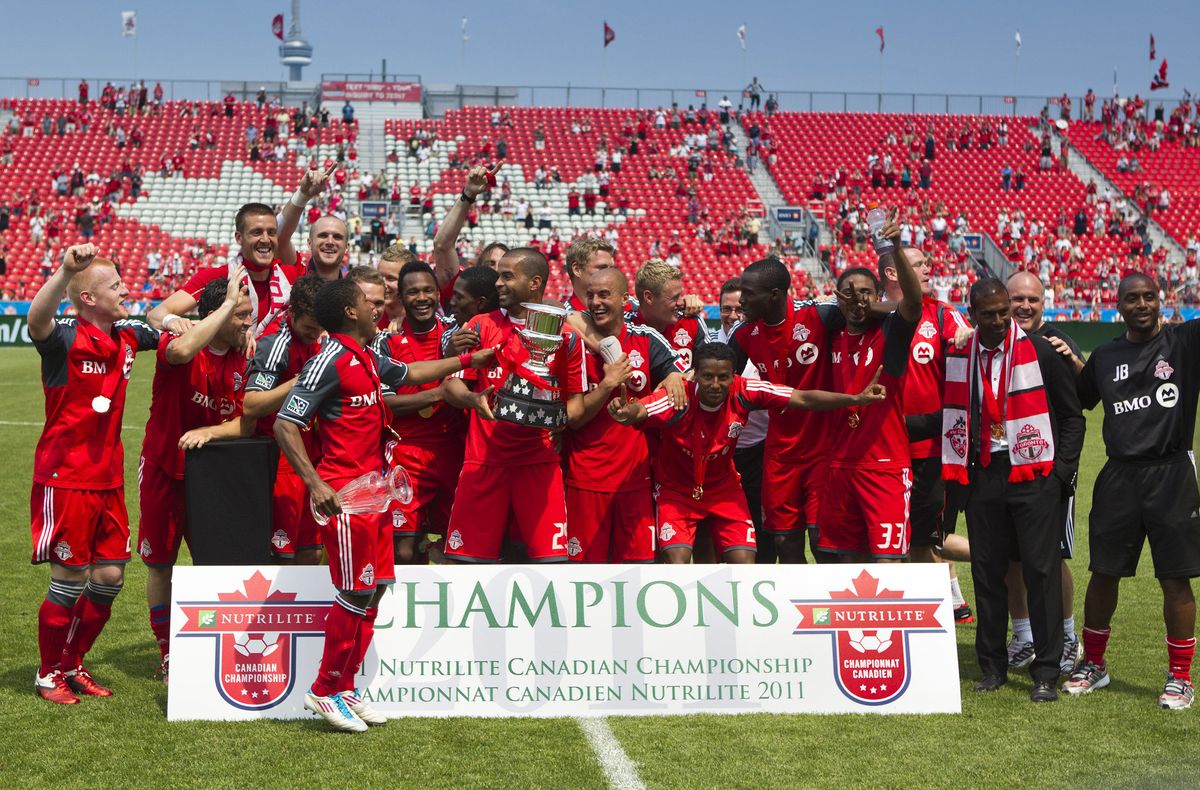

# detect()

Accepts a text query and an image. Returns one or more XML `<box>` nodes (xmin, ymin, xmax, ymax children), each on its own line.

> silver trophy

<box><xmin>494</xmin><ymin>302</ymin><xmax>569</xmax><ymax>428</ymax></box>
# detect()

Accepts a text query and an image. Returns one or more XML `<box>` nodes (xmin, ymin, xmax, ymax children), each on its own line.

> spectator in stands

<box><xmin>718</xmin><ymin>96</ymin><xmax>733</xmax><ymax>124</ymax></box>
<box><xmin>1001</xmin><ymin>165</ymin><xmax>1012</xmax><ymax>191</ymax></box>
<box><xmin>342</xmin><ymin>100</ymin><xmax>355</xmax><ymax>125</ymax></box>
<box><xmin>534</xmin><ymin>125</ymin><xmax>545</xmax><ymax>150</ymax></box>
<box><xmin>744</xmin><ymin>77</ymin><xmax>764</xmax><ymax>110</ymax></box>
<box><xmin>918</xmin><ymin>159</ymin><xmax>932</xmax><ymax>189</ymax></box>
<box><xmin>1014</xmin><ymin>166</ymin><xmax>1026</xmax><ymax>191</ymax></box>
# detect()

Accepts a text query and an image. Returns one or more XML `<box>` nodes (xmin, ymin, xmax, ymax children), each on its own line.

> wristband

<box><xmin>457</xmin><ymin>352</ymin><xmax>472</xmax><ymax>369</ymax></box>
<box><xmin>289</xmin><ymin>190</ymin><xmax>309</xmax><ymax>208</ymax></box>
<box><xmin>161</xmin><ymin>313</ymin><xmax>181</xmax><ymax>328</ymax></box>
<box><xmin>459</xmin><ymin>190</ymin><xmax>476</xmax><ymax>204</ymax></box>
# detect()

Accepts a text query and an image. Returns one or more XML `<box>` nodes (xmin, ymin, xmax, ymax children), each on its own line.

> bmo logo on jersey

<box><xmin>174</xmin><ymin>571</ymin><xmax>326</xmax><ymax>711</ymax></box>
<box><xmin>791</xmin><ymin>570</ymin><xmax>945</xmax><ymax>706</ymax></box>
<box><xmin>80</xmin><ymin>360</ymin><xmax>107</xmax><ymax>374</ymax></box>
<box><xmin>191</xmin><ymin>391</ymin><xmax>237</xmax><ymax>416</ymax></box>
<box><xmin>912</xmin><ymin>342</ymin><xmax>935</xmax><ymax>365</ymax></box>
<box><xmin>1156</xmin><ymin>382</ymin><xmax>1180</xmax><ymax>409</ymax></box>
<box><xmin>349</xmin><ymin>391</ymin><xmax>380</xmax><ymax>408</ymax></box>
<box><xmin>1113</xmin><ymin>395</ymin><xmax>1152</xmax><ymax>415</ymax></box>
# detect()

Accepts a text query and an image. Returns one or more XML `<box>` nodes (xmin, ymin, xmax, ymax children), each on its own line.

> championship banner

<box><xmin>321</xmin><ymin>81</ymin><xmax>421</xmax><ymax>103</ymax></box>
<box><xmin>168</xmin><ymin>564</ymin><xmax>961</xmax><ymax>720</ymax></box>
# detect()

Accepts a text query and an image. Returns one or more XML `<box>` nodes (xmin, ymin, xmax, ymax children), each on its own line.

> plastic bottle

<box><xmin>867</xmin><ymin>206</ymin><xmax>894</xmax><ymax>256</ymax></box>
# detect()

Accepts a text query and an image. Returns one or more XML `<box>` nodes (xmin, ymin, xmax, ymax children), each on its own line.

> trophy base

<box><xmin>495</xmin><ymin>373</ymin><xmax>567</xmax><ymax>428</ymax></box>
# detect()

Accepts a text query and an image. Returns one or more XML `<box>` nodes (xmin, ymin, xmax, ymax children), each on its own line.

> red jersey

<box><xmin>245</xmin><ymin>318</ymin><xmax>322</xmax><ymax>455</ymax></box>
<box><xmin>567</xmin><ymin>292</ymin><xmax>587</xmax><ymax>312</ymax></box>
<box><xmin>32</xmin><ymin>318</ymin><xmax>160</xmax><ymax>490</ymax></box>
<box><xmin>141</xmin><ymin>334</ymin><xmax>248</xmax><ymax>479</ymax></box>
<box><xmin>826</xmin><ymin>312</ymin><xmax>917</xmax><ymax>469</ymax></box>
<box><xmin>182</xmin><ymin>259</ymin><xmax>306</xmax><ymax>336</ymax></box>
<box><xmin>902</xmin><ymin>297</ymin><xmax>970</xmax><ymax>459</ymax></box>
<box><xmin>627</xmin><ymin>306</ymin><xmax>711</xmax><ymax>370</ymax></box>
<box><xmin>455</xmin><ymin>309</ymin><xmax>586</xmax><ymax>467</ymax></box>
<box><xmin>276</xmin><ymin>333</ymin><xmax>412</xmax><ymax>481</ymax></box>
<box><xmin>564</xmin><ymin>323</ymin><xmax>686</xmax><ymax>492</ymax></box>
<box><xmin>640</xmin><ymin>376</ymin><xmax>793</xmax><ymax>496</ymax></box>
<box><xmin>729</xmin><ymin>299</ymin><xmax>838</xmax><ymax>462</ymax></box>
<box><xmin>372</xmin><ymin>316</ymin><xmax>468</xmax><ymax>445</ymax></box>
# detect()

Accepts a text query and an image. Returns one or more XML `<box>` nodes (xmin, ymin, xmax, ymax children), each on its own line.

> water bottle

<box><xmin>867</xmin><ymin>206</ymin><xmax>894</xmax><ymax>256</ymax></box>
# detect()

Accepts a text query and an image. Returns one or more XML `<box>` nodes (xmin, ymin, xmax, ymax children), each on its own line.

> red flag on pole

<box><xmin>272</xmin><ymin>14</ymin><xmax>284</xmax><ymax>41</ymax></box>
<box><xmin>1151</xmin><ymin>59</ymin><xmax>1169</xmax><ymax>91</ymax></box>
<box><xmin>875</xmin><ymin>26</ymin><xmax>885</xmax><ymax>53</ymax></box>
<box><xmin>604</xmin><ymin>21</ymin><xmax>615</xmax><ymax>48</ymax></box>
<box><xmin>1149</xmin><ymin>33</ymin><xmax>1156</xmax><ymax>60</ymax></box>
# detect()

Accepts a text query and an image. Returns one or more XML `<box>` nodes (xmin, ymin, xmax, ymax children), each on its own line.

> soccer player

<box><xmin>563</xmin><ymin>267</ymin><xmax>686</xmax><ymax>562</ymax></box>
<box><xmin>28</xmin><ymin>244</ymin><xmax>160</xmax><ymax>703</ymax></box>
<box><xmin>948</xmin><ymin>279</ymin><xmax>1084</xmax><ymax>702</ymax></box>
<box><xmin>148</xmin><ymin>203</ymin><xmax>306</xmax><ymax>337</ymax></box>
<box><xmin>716</xmin><ymin>277</ymin><xmax>773</xmax><ymax>563</ymax></box>
<box><xmin>440</xmin><ymin>248</ymin><xmax>587</xmax><ymax>563</ymax></box>
<box><xmin>277</xmin><ymin>164</ymin><xmax>348</xmax><ymax>281</ymax></box>
<box><xmin>377</xmin><ymin>243</ymin><xmax>417</xmax><ymax>329</ymax></box>
<box><xmin>730</xmin><ymin>258</ymin><xmax>841</xmax><ymax>564</ymax></box>
<box><xmin>563</xmin><ymin>237</ymin><xmax>615</xmax><ymax>312</ymax></box>
<box><xmin>274</xmin><ymin>277</ymin><xmax>494</xmax><ymax>732</ymax></box>
<box><xmin>372</xmin><ymin>261</ymin><xmax>467</xmax><ymax>564</ymax></box>
<box><xmin>1064</xmin><ymin>273</ymin><xmax>1199</xmax><ymax>710</ymax></box>
<box><xmin>1005</xmin><ymin>271</ymin><xmax>1084</xmax><ymax>674</ymax></box>
<box><xmin>431</xmin><ymin>163</ymin><xmax>507</xmax><ymax>304</ymax></box>
<box><xmin>628</xmin><ymin>259</ymin><xmax>710</xmax><ymax>369</ymax></box>
<box><xmin>443</xmin><ymin>266</ymin><xmax>501</xmax><ymax>357</ymax></box>
<box><xmin>816</xmin><ymin>215</ymin><xmax>923</xmax><ymax>563</ymax></box>
<box><xmin>609</xmin><ymin>343</ymin><xmax>886</xmax><ymax>564</ymax></box>
<box><xmin>139</xmin><ymin>267</ymin><xmax>253</xmax><ymax>682</ymax></box>
<box><xmin>879</xmin><ymin>246</ymin><xmax>975</xmax><ymax>621</ymax></box>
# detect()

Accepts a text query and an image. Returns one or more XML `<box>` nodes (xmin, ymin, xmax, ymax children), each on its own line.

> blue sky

<box><xmin>3</xmin><ymin>1</ymin><xmax>1197</xmax><ymax>100</ymax></box>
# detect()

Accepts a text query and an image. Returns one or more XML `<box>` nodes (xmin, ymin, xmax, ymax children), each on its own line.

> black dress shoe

<box><xmin>1030</xmin><ymin>680</ymin><xmax>1058</xmax><ymax>702</ymax></box>
<box><xmin>974</xmin><ymin>674</ymin><xmax>1006</xmax><ymax>692</ymax></box>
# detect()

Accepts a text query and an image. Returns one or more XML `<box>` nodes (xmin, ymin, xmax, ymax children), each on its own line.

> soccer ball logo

<box><xmin>847</xmin><ymin>629</ymin><xmax>894</xmax><ymax>654</ymax></box>
<box><xmin>232</xmin><ymin>632</ymin><xmax>281</xmax><ymax>658</ymax></box>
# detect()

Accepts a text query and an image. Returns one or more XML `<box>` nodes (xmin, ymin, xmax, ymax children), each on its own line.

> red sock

<box><xmin>312</xmin><ymin>602</ymin><xmax>363</xmax><ymax>697</ymax></box>
<box><xmin>1166</xmin><ymin>636</ymin><xmax>1195</xmax><ymax>682</ymax></box>
<box><xmin>1082</xmin><ymin>626</ymin><xmax>1111</xmax><ymax>668</ymax></box>
<box><xmin>341</xmin><ymin>607</ymin><xmax>378</xmax><ymax>693</ymax></box>
<box><xmin>38</xmin><ymin>599</ymin><xmax>74</xmax><ymax>676</ymax></box>
<box><xmin>61</xmin><ymin>596</ymin><xmax>113</xmax><ymax>670</ymax></box>
<box><xmin>149</xmin><ymin>605</ymin><xmax>170</xmax><ymax>659</ymax></box>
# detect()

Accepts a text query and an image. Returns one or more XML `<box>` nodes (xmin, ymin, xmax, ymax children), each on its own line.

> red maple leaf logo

<box><xmin>217</xmin><ymin>570</ymin><xmax>298</xmax><ymax>603</ymax></box>
<box><xmin>829</xmin><ymin>569</ymin><xmax>904</xmax><ymax>600</ymax></box>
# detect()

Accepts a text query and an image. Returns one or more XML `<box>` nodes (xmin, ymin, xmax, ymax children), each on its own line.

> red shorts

<box><xmin>445</xmin><ymin>462</ymin><xmax>568</xmax><ymax>562</ymax></box>
<box><xmin>271</xmin><ymin>462</ymin><xmax>322</xmax><ymax>557</ymax></box>
<box><xmin>565</xmin><ymin>486</ymin><xmax>655</xmax><ymax>562</ymax></box>
<box><xmin>321</xmin><ymin>477</ymin><xmax>395</xmax><ymax>593</ymax></box>
<box><xmin>136</xmin><ymin>456</ymin><xmax>188</xmax><ymax>566</ymax></box>
<box><xmin>762</xmin><ymin>454</ymin><xmax>827</xmax><ymax>534</ymax></box>
<box><xmin>30</xmin><ymin>484</ymin><xmax>130</xmax><ymax>567</ymax></box>
<box><xmin>385</xmin><ymin>440</ymin><xmax>463</xmax><ymax>538</ymax></box>
<box><xmin>817</xmin><ymin>465</ymin><xmax>912</xmax><ymax>559</ymax></box>
<box><xmin>655</xmin><ymin>486</ymin><xmax>757</xmax><ymax>556</ymax></box>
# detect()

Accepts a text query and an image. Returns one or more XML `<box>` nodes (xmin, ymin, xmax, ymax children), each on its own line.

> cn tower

<box><xmin>278</xmin><ymin>0</ymin><xmax>313</xmax><ymax>81</ymax></box>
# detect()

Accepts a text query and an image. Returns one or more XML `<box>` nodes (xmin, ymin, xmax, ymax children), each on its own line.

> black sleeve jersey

<box><xmin>1078</xmin><ymin>320</ymin><xmax>1200</xmax><ymax>461</ymax></box>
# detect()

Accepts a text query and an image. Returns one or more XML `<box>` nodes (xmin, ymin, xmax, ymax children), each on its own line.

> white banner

<box><xmin>168</xmin><ymin>564</ymin><xmax>960</xmax><ymax>720</ymax></box>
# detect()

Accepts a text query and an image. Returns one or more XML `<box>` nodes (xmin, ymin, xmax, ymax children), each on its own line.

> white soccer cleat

<box><xmin>1159</xmin><ymin>674</ymin><xmax>1194</xmax><ymax>710</ymax></box>
<box><xmin>305</xmin><ymin>688</ymin><xmax>368</xmax><ymax>732</ymax></box>
<box><xmin>342</xmin><ymin>689</ymin><xmax>387</xmax><ymax>726</ymax></box>
<box><xmin>1062</xmin><ymin>660</ymin><xmax>1111</xmax><ymax>696</ymax></box>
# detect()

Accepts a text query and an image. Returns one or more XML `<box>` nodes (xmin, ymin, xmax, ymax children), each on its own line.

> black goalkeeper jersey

<box><xmin>1078</xmin><ymin>320</ymin><xmax>1200</xmax><ymax>462</ymax></box>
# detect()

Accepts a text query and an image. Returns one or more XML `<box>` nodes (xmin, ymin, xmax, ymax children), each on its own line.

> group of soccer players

<box><xmin>26</xmin><ymin>166</ymin><xmax>1199</xmax><ymax>729</ymax></box>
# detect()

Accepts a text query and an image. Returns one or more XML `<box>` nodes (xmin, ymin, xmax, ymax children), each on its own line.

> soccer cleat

<box><xmin>64</xmin><ymin>665</ymin><xmax>112</xmax><ymax>697</ymax></box>
<box><xmin>1060</xmin><ymin>639</ymin><xmax>1081</xmax><ymax>676</ymax></box>
<box><xmin>1158</xmin><ymin>674</ymin><xmax>1195</xmax><ymax>710</ymax></box>
<box><xmin>342</xmin><ymin>690</ymin><xmax>387</xmax><ymax>726</ymax></box>
<box><xmin>158</xmin><ymin>654</ymin><xmax>170</xmax><ymax>686</ymax></box>
<box><xmin>953</xmin><ymin>603</ymin><xmax>975</xmax><ymax>624</ymax></box>
<box><xmin>35</xmin><ymin>670</ymin><xmax>80</xmax><ymax>705</ymax></box>
<box><xmin>305</xmin><ymin>688</ymin><xmax>368</xmax><ymax>733</ymax></box>
<box><xmin>1062</xmin><ymin>660</ymin><xmax>1111</xmax><ymax>696</ymax></box>
<box><xmin>1007</xmin><ymin>639</ymin><xmax>1036</xmax><ymax>670</ymax></box>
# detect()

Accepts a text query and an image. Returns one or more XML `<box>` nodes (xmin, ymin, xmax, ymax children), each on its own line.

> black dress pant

<box><xmin>964</xmin><ymin>456</ymin><xmax>1064</xmax><ymax>683</ymax></box>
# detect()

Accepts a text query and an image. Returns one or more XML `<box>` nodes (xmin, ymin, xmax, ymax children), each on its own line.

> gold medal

<box><xmin>418</xmin><ymin>406</ymin><xmax>434</xmax><ymax>419</ymax></box>
<box><xmin>692</xmin><ymin>485</ymin><xmax>704</xmax><ymax>501</ymax></box>
<box><xmin>990</xmin><ymin>422</ymin><xmax>1005</xmax><ymax>441</ymax></box>
<box><xmin>848</xmin><ymin>412</ymin><xmax>861</xmax><ymax>429</ymax></box>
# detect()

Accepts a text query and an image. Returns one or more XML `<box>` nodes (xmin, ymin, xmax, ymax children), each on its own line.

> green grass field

<box><xmin>1</xmin><ymin>346</ymin><xmax>1197</xmax><ymax>789</ymax></box>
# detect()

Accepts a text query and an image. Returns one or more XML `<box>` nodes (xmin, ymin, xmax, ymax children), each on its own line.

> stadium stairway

<box><xmin>1053</xmin><ymin>127</ymin><xmax>1186</xmax><ymax>264</ymax></box>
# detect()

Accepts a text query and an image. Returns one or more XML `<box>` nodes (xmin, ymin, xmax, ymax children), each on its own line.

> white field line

<box><xmin>576</xmin><ymin>716</ymin><xmax>647</xmax><ymax>790</ymax></box>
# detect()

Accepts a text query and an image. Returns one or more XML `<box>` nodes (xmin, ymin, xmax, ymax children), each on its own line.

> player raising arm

<box><xmin>609</xmin><ymin>342</ymin><xmax>885</xmax><ymax>565</ymax></box>
<box><xmin>28</xmin><ymin>244</ymin><xmax>160</xmax><ymax>704</ymax></box>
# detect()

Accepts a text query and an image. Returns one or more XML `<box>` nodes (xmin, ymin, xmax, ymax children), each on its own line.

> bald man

<box><xmin>1005</xmin><ymin>270</ymin><xmax>1085</xmax><ymax>675</ymax></box>
<box><xmin>277</xmin><ymin>165</ymin><xmax>348</xmax><ymax>282</ymax></box>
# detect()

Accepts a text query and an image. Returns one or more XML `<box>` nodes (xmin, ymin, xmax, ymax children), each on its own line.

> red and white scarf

<box><xmin>942</xmin><ymin>321</ymin><xmax>1055</xmax><ymax>483</ymax></box>
<box><xmin>229</xmin><ymin>256</ymin><xmax>292</xmax><ymax>337</ymax></box>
